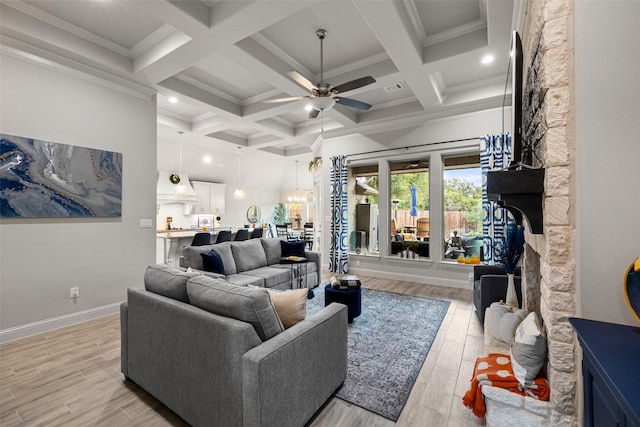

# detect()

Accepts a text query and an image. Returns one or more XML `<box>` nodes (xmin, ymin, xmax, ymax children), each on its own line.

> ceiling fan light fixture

<box><xmin>308</xmin><ymin>97</ymin><xmax>336</xmax><ymax>112</ymax></box>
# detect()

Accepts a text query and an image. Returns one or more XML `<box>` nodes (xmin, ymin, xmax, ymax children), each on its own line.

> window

<box><xmin>443</xmin><ymin>155</ymin><xmax>482</xmax><ymax>260</ymax></box>
<box><xmin>348</xmin><ymin>165</ymin><xmax>379</xmax><ymax>255</ymax></box>
<box><xmin>390</xmin><ymin>159</ymin><xmax>429</xmax><ymax>258</ymax></box>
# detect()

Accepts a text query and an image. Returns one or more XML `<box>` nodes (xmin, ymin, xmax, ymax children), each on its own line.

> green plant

<box><xmin>308</xmin><ymin>156</ymin><xmax>323</xmax><ymax>173</ymax></box>
<box><xmin>272</xmin><ymin>202</ymin><xmax>287</xmax><ymax>224</ymax></box>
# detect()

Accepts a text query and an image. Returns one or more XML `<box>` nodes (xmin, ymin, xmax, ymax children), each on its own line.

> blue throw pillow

<box><xmin>280</xmin><ymin>240</ymin><xmax>306</xmax><ymax>257</ymax></box>
<box><xmin>201</xmin><ymin>249</ymin><xmax>225</xmax><ymax>275</ymax></box>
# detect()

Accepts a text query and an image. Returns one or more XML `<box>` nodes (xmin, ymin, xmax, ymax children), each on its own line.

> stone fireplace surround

<box><xmin>519</xmin><ymin>0</ymin><xmax>577</xmax><ymax>425</ymax></box>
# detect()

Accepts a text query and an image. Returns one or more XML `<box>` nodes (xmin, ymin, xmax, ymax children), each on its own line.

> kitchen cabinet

<box><xmin>192</xmin><ymin>181</ymin><xmax>225</xmax><ymax>214</ymax></box>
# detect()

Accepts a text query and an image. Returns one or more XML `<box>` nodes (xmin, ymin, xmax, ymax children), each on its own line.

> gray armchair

<box><xmin>473</xmin><ymin>265</ymin><xmax>522</xmax><ymax>324</ymax></box>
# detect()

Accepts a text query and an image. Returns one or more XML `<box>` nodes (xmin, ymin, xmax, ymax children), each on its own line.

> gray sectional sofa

<box><xmin>121</xmin><ymin>264</ymin><xmax>348</xmax><ymax>427</ymax></box>
<box><xmin>181</xmin><ymin>238</ymin><xmax>320</xmax><ymax>290</ymax></box>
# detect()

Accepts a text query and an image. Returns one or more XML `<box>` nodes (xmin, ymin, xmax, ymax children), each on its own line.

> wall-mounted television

<box><xmin>511</xmin><ymin>30</ymin><xmax>523</xmax><ymax>167</ymax></box>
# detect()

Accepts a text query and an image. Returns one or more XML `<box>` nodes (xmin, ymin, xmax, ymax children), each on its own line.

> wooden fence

<box><xmin>393</xmin><ymin>210</ymin><xmax>480</xmax><ymax>235</ymax></box>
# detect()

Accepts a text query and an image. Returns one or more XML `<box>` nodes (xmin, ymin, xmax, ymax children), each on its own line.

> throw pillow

<box><xmin>280</xmin><ymin>240</ymin><xmax>306</xmax><ymax>257</ymax></box>
<box><xmin>510</xmin><ymin>312</ymin><xmax>547</xmax><ymax>386</ymax></box>
<box><xmin>201</xmin><ymin>249</ymin><xmax>225</xmax><ymax>275</ymax></box>
<box><xmin>266</xmin><ymin>288</ymin><xmax>308</xmax><ymax>328</ymax></box>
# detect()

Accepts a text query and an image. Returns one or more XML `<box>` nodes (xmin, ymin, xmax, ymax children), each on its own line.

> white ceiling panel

<box><xmin>2</xmin><ymin>0</ymin><xmax>517</xmax><ymax>157</ymax></box>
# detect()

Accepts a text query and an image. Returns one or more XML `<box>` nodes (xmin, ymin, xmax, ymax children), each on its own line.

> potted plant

<box><xmin>499</xmin><ymin>223</ymin><xmax>525</xmax><ymax>307</ymax></box>
<box><xmin>308</xmin><ymin>156</ymin><xmax>323</xmax><ymax>173</ymax></box>
<box><xmin>273</xmin><ymin>202</ymin><xmax>287</xmax><ymax>225</ymax></box>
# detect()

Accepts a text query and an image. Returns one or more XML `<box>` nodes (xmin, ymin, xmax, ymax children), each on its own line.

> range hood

<box><xmin>157</xmin><ymin>170</ymin><xmax>198</xmax><ymax>204</ymax></box>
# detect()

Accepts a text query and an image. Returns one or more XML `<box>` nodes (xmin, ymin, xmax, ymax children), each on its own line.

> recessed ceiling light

<box><xmin>168</xmin><ymin>96</ymin><xmax>178</xmax><ymax>103</ymax></box>
<box><xmin>481</xmin><ymin>55</ymin><xmax>495</xmax><ymax>65</ymax></box>
<box><xmin>203</xmin><ymin>155</ymin><xmax>212</xmax><ymax>164</ymax></box>
<box><xmin>304</xmin><ymin>104</ymin><xmax>313</xmax><ymax>112</ymax></box>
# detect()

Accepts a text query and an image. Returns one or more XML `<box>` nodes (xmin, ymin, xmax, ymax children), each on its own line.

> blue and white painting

<box><xmin>0</xmin><ymin>133</ymin><xmax>122</xmax><ymax>217</ymax></box>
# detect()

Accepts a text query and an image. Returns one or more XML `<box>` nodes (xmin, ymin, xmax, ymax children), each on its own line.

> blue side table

<box><xmin>324</xmin><ymin>284</ymin><xmax>362</xmax><ymax>323</ymax></box>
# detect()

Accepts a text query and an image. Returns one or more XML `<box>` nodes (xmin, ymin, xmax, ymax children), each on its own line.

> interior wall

<box><xmin>319</xmin><ymin>107</ymin><xmax>508</xmax><ymax>288</ymax></box>
<box><xmin>574</xmin><ymin>0</ymin><xmax>640</xmax><ymax>325</ymax></box>
<box><xmin>156</xmin><ymin>136</ymin><xmax>314</xmax><ymax>229</ymax></box>
<box><xmin>0</xmin><ymin>54</ymin><xmax>157</xmax><ymax>341</ymax></box>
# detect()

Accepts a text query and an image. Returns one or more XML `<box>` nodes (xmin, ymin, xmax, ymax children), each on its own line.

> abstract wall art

<box><xmin>0</xmin><ymin>133</ymin><xmax>122</xmax><ymax>217</ymax></box>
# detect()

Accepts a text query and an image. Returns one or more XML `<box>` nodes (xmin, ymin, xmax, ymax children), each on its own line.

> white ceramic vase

<box><xmin>505</xmin><ymin>272</ymin><xmax>519</xmax><ymax>307</ymax></box>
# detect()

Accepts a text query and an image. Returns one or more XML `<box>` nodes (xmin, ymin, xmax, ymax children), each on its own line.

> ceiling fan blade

<box><xmin>335</xmin><ymin>97</ymin><xmax>372</xmax><ymax>110</ymax></box>
<box><xmin>332</xmin><ymin>76</ymin><xmax>376</xmax><ymax>93</ymax></box>
<box><xmin>263</xmin><ymin>96</ymin><xmax>307</xmax><ymax>104</ymax></box>
<box><xmin>308</xmin><ymin>109</ymin><xmax>320</xmax><ymax>119</ymax></box>
<box><xmin>288</xmin><ymin>71</ymin><xmax>317</xmax><ymax>92</ymax></box>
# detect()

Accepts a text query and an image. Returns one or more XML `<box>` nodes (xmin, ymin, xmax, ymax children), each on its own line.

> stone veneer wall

<box><xmin>521</xmin><ymin>0</ymin><xmax>577</xmax><ymax>425</ymax></box>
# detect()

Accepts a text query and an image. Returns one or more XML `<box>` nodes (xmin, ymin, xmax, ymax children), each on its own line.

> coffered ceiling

<box><xmin>1</xmin><ymin>0</ymin><xmax>517</xmax><ymax>157</ymax></box>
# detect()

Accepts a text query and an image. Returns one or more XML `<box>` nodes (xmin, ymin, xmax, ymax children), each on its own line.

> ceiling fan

<box><xmin>263</xmin><ymin>29</ymin><xmax>376</xmax><ymax>119</ymax></box>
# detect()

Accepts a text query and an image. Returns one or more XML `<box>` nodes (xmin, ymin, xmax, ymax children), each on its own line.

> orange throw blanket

<box><xmin>462</xmin><ymin>353</ymin><xmax>550</xmax><ymax>418</ymax></box>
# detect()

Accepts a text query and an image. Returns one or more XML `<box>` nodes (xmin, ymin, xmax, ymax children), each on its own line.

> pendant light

<box><xmin>288</xmin><ymin>160</ymin><xmax>307</xmax><ymax>203</ymax></box>
<box><xmin>175</xmin><ymin>131</ymin><xmax>186</xmax><ymax>194</ymax></box>
<box><xmin>233</xmin><ymin>147</ymin><xmax>245</xmax><ymax>200</ymax></box>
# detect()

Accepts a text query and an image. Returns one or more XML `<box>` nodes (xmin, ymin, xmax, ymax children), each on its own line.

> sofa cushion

<box><xmin>280</xmin><ymin>240</ymin><xmax>306</xmax><ymax>257</ymax></box>
<box><xmin>231</xmin><ymin>239</ymin><xmax>268</xmax><ymax>273</ymax></box>
<box><xmin>201</xmin><ymin>249</ymin><xmax>225</xmax><ymax>275</ymax></box>
<box><xmin>225</xmin><ymin>274</ymin><xmax>265</xmax><ymax>287</ymax></box>
<box><xmin>243</xmin><ymin>266</ymin><xmax>292</xmax><ymax>289</ymax></box>
<box><xmin>144</xmin><ymin>264</ymin><xmax>200</xmax><ymax>303</ymax></box>
<box><xmin>211</xmin><ymin>242</ymin><xmax>237</xmax><ymax>275</ymax></box>
<box><xmin>183</xmin><ymin>244</ymin><xmax>216</xmax><ymax>270</ymax></box>
<box><xmin>186</xmin><ymin>275</ymin><xmax>283</xmax><ymax>342</ymax></box>
<box><xmin>266</xmin><ymin>288</ymin><xmax>307</xmax><ymax>329</ymax></box>
<box><xmin>260</xmin><ymin>238</ymin><xmax>282</xmax><ymax>265</ymax></box>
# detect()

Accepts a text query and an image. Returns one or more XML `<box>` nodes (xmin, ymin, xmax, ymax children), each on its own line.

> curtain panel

<box><xmin>328</xmin><ymin>155</ymin><xmax>349</xmax><ymax>274</ymax></box>
<box><xmin>481</xmin><ymin>134</ymin><xmax>515</xmax><ymax>264</ymax></box>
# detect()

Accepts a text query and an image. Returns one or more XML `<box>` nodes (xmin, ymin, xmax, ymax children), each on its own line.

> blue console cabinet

<box><xmin>570</xmin><ymin>318</ymin><xmax>640</xmax><ymax>427</ymax></box>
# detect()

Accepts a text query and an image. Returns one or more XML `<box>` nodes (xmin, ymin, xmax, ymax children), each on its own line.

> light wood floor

<box><xmin>0</xmin><ymin>273</ymin><xmax>488</xmax><ymax>426</ymax></box>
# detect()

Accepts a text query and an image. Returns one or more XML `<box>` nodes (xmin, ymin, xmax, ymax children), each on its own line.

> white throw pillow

<box><xmin>510</xmin><ymin>312</ymin><xmax>547</xmax><ymax>386</ymax></box>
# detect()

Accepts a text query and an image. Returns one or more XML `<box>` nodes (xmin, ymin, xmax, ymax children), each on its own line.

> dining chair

<box><xmin>303</xmin><ymin>223</ymin><xmax>314</xmax><ymax>250</ymax></box>
<box><xmin>250</xmin><ymin>228</ymin><xmax>263</xmax><ymax>239</ymax></box>
<box><xmin>215</xmin><ymin>230</ymin><xmax>232</xmax><ymax>243</ymax></box>
<box><xmin>275</xmin><ymin>224</ymin><xmax>288</xmax><ymax>239</ymax></box>
<box><xmin>191</xmin><ymin>232</ymin><xmax>211</xmax><ymax>246</ymax></box>
<box><xmin>234</xmin><ymin>229</ymin><xmax>249</xmax><ymax>241</ymax></box>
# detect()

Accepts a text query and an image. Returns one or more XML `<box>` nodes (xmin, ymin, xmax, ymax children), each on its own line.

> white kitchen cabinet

<box><xmin>192</xmin><ymin>181</ymin><xmax>226</xmax><ymax>214</ymax></box>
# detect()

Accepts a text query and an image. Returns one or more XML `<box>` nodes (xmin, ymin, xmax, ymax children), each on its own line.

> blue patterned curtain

<box><xmin>329</xmin><ymin>155</ymin><xmax>349</xmax><ymax>273</ymax></box>
<box><xmin>481</xmin><ymin>134</ymin><xmax>515</xmax><ymax>264</ymax></box>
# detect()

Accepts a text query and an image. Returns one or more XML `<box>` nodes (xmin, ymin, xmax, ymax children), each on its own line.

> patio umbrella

<box><xmin>410</xmin><ymin>184</ymin><xmax>418</xmax><ymax>225</ymax></box>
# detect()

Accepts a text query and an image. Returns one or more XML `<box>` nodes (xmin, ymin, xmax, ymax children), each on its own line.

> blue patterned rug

<box><xmin>307</xmin><ymin>287</ymin><xmax>450</xmax><ymax>421</ymax></box>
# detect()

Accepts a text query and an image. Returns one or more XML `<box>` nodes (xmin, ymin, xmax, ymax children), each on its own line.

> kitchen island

<box><xmin>156</xmin><ymin>227</ymin><xmax>246</xmax><ymax>266</ymax></box>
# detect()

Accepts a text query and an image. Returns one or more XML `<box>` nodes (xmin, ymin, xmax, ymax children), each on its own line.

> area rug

<box><xmin>306</xmin><ymin>287</ymin><xmax>450</xmax><ymax>421</ymax></box>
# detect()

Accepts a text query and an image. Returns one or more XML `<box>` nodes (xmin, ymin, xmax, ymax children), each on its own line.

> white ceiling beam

<box><xmin>1</xmin><ymin>4</ymin><xmax>132</xmax><ymax>74</ymax></box>
<box><xmin>158</xmin><ymin>76</ymin><xmax>242</xmax><ymax>116</ymax></box>
<box><xmin>132</xmin><ymin>0</ymin><xmax>315</xmax><ymax>84</ymax></box>
<box><xmin>354</xmin><ymin>1</ymin><xmax>440</xmax><ymax>110</ymax></box>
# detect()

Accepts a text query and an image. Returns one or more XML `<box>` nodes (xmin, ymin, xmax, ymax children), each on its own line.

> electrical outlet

<box><xmin>469</xmin><ymin>273</ymin><xmax>474</xmax><ymax>283</ymax></box>
<box><xmin>356</xmin><ymin>260</ymin><xmax>361</xmax><ymax>267</ymax></box>
<box><xmin>70</xmin><ymin>287</ymin><xmax>79</xmax><ymax>299</ymax></box>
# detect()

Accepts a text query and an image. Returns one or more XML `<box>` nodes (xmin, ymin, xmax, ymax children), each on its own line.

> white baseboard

<box><xmin>0</xmin><ymin>302</ymin><xmax>121</xmax><ymax>344</ymax></box>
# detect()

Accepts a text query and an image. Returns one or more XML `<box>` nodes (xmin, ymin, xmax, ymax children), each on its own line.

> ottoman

<box><xmin>324</xmin><ymin>284</ymin><xmax>362</xmax><ymax>323</ymax></box>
